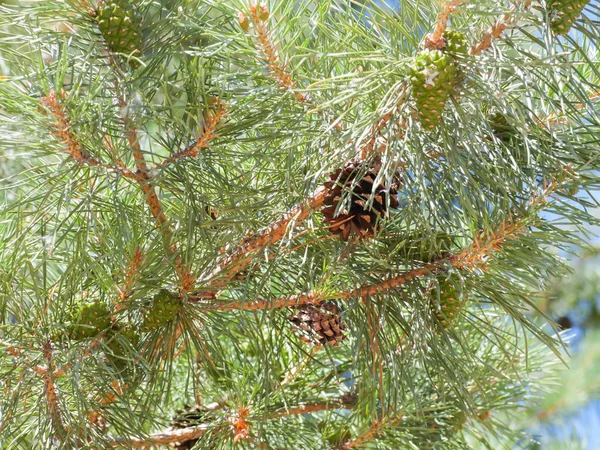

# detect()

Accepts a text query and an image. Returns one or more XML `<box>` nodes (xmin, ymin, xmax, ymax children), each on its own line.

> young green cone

<box><xmin>67</xmin><ymin>301</ymin><xmax>112</xmax><ymax>339</ymax></box>
<box><xmin>431</xmin><ymin>281</ymin><xmax>464</xmax><ymax>331</ymax></box>
<box><xmin>410</xmin><ymin>50</ymin><xmax>458</xmax><ymax>130</ymax></box>
<box><xmin>548</xmin><ymin>0</ymin><xmax>590</xmax><ymax>34</ymax></box>
<box><xmin>96</xmin><ymin>0</ymin><xmax>143</xmax><ymax>67</ymax></box>
<box><xmin>142</xmin><ymin>289</ymin><xmax>182</xmax><ymax>331</ymax></box>
<box><xmin>443</xmin><ymin>30</ymin><xmax>468</xmax><ymax>56</ymax></box>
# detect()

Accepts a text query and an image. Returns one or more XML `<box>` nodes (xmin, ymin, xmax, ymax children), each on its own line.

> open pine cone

<box><xmin>322</xmin><ymin>158</ymin><xmax>400</xmax><ymax>241</ymax></box>
<box><xmin>289</xmin><ymin>302</ymin><xmax>347</xmax><ymax>346</ymax></box>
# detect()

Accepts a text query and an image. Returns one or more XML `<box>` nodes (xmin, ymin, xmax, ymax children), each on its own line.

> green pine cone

<box><xmin>96</xmin><ymin>0</ymin><xmax>143</xmax><ymax>67</ymax></box>
<box><xmin>67</xmin><ymin>301</ymin><xmax>112</xmax><ymax>339</ymax></box>
<box><xmin>142</xmin><ymin>289</ymin><xmax>182</xmax><ymax>331</ymax></box>
<box><xmin>548</xmin><ymin>0</ymin><xmax>590</xmax><ymax>34</ymax></box>
<box><xmin>105</xmin><ymin>326</ymin><xmax>139</xmax><ymax>356</ymax></box>
<box><xmin>443</xmin><ymin>30</ymin><xmax>468</xmax><ymax>56</ymax></box>
<box><xmin>104</xmin><ymin>326</ymin><xmax>140</xmax><ymax>368</ymax></box>
<box><xmin>443</xmin><ymin>30</ymin><xmax>468</xmax><ymax>92</ymax></box>
<box><xmin>490</xmin><ymin>113</ymin><xmax>516</xmax><ymax>142</ymax></box>
<box><xmin>396</xmin><ymin>232</ymin><xmax>453</xmax><ymax>263</ymax></box>
<box><xmin>410</xmin><ymin>50</ymin><xmax>458</xmax><ymax>130</ymax></box>
<box><xmin>431</xmin><ymin>281</ymin><xmax>463</xmax><ymax>331</ymax></box>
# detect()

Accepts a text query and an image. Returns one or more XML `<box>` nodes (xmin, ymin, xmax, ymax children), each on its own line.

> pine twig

<box><xmin>158</xmin><ymin>99</ymin><xmax>227</xmax><ymax>169</ymax></box>
<box><xmin>243</xmin><ymin>3</ymin><xmax>345</xmax><ymax>133</ymax></box>
<box><xmin>39</xmin><ymin>90</ymin><xmax>137</xmax><ymax>180</ymax></box>
<box><xmin>424</xmin><ymin>0</ymin><xmax>465</xmax><ymax>50</ymax></box>
<box><xmin>110</xmin><ymin>64</ymin><xmax>196</xmax><ymax>293</ymax></box>
<box><xmin>270</xmin><ymin>395</ymin><xmax>357</xmax><ymax>418</ymax></box>
<box><xmin>470</xmin><ymin>2</ymin><xmax>532</xmax><ymax>55</ymax></box>
<box><xmin>40</xmin><ymin>341</ymin><xmax>69</xmax><ymax>443</ymax></box>
<box><xmin>193</xmin><ymin>185</ymin><xmax>329</xmax><ymax>294</ymax></box>
<box><xmin>245</xmin><ymin>3</ymin><xmax>310</xmax><ymax>103</ymax></box>
<box><xmin>116</xmin><ymin>247</ymin><xmax>145</xmax><ymax>305</ymax></box>
<box><xmin>109</xmin><ymin>424</ymin><xmax>209</xmax><ymax>449</ymax></box>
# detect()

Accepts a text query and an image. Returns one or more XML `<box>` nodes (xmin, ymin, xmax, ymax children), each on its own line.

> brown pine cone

<box><xmin>289</xmin><ymin>302</ymin><xmax>347</xmax><ymax>346</ymax></box>
<box><xmin>322</xmin><ymin>158</ymin><xmax>400</xmax><ymax>241</ymax></box>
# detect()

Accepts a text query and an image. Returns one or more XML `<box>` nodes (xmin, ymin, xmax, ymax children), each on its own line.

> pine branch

<box><xmin>206</xmin><ymin>176</ymin><xmax>564</xmax><ymax>311</ymax></box>
<box><xmin>108</xmin><ymin>396</ymin><xmax>356</xmax><ymax>448</ymax></box>
<box><xmin>158</xmin><ymin>99</ymin><xmax>227</xmax><ymax>169</ymax></box>
<box><xmin>194</xmin><ymin>185</ymin><xmax>329</xmax><ymax>293</ymax></box>
<box><xmin>424</xmin><ymin>0</ymin><xmax>465</xmax><ymax>50</ymax></box>
<box><xmin>110</xmin><ymin>63</ymin><xmax>196</xmax><ymax>293</ymax></box>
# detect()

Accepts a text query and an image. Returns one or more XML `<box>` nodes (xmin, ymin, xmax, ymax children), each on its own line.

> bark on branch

<box><xmin>108</xmin><ymin>396</ymin><xmax>355</xmax><ymax>448</ymax></box>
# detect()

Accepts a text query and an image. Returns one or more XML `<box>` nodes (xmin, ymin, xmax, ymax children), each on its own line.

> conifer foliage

<box><xmin>0</xmin><ymin>0</ymin><xmax>599</xmax><ymax>449</ymax></box>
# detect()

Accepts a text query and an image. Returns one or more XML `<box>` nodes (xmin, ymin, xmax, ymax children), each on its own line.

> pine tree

<box><xmin>0</xmin><ymin>0</ymin><xmax>599</xmax><ymax>448</ymax></box>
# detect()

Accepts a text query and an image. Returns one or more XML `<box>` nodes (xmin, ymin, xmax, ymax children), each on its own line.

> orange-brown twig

<box><xmin>470</xmin><ymin>2</ymin><xmax>532</xmax><ymax>55</ymax></box>
<box><xmin>247</xmin><ymin>4</ymin><xmax>310</xmax><ymax>103</ymax></box>
<box><xmin>40</xmin><ymin>91</ymin><xmax>137</xmax><ymax>180</ymax></box>
<box><xmin>117</xmin><ymin>247</ymin><xmax>145</xmax><ymax>304</ymax></box>
<box><xmin>41</xmin><ymin>90</ymin><xmax>96</xmax><ymax>163</ymax></box>
<box><xmin>425</xmin><ymin>0</ymin><xmax>465</xmax><ymax>50</ymax></box>
<box><xmin>192</xmin><ymin>185</ymin><xmax>329</xmax><ymax>296</ymax></box>
<box><xmin>270</xmin><ymin>396</ymin><xmax>357</xmax><ymax>418</ymax></box>
<box><xmin>109</xmin><ymin>424</ymin><xmax>209</xmax><ymax>449</ymax></box>
<box><xmin>112</xmin><ymin>69</ymin><xmax>196</xmax><ymax>293</ymax></box>
<box><xmin>159</xmin><ymin>100</ymin><xmax>227</xmax><ymax>169</ymax></box>
<box><xmin>206</xmin><ymin>178</ymin><xmax>562</xmax><ymax>311</ymax></box>
<box><xmin>40</xmin><ymin>341</ymin><xmax>68</xmax><ymax>442</ymax></box>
